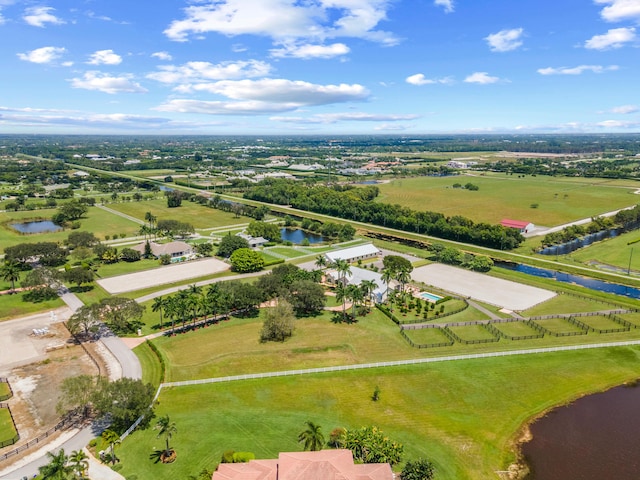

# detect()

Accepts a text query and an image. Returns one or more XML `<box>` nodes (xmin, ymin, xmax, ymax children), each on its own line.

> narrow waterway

<box><xmin>522</xmin><ymin>382</ymin><xmax>640</xmax><ymax>479</ymax></box>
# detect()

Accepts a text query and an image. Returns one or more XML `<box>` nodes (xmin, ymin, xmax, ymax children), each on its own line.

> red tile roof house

<box><xmin>212</xmin><ymin>449</ymin><xmax>394</xmax><ymax>480</ymax></box>
<box><xmin>500</xmin><ymin>219</ymin><xmax>534</xmax><ymax>234</ymax></box>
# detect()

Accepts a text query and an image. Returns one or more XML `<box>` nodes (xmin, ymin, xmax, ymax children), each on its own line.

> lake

<box><xmin>522</xmin><ymin>382</ymin><xmax>640</xmax><ymax>479</ymax></box>
<box><xmin>10</xmin><ymin>220</ymin><xmax>62</xmax><ymax>234</ymax></box>
<box><xmin>280</xmin><ymin>228</ymin><xmax>324</xmax><ymax>244</ymax></box>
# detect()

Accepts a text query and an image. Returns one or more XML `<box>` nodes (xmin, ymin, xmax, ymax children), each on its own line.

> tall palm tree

<box><xmin>360</xmin><ymin>279</ymin><xmax>378</xmax><ymax>310</ymax></box>
<box><xmin>381</xmin><ymin>268</ymin><xmax>394</xmax><ymax>302</ymax></box>
<box><xmin>298</xmin><ymin>421</ymin><xmax>325</xmax><ymax>452</ymax></box>
<box><xmin>334</xmin><ymin>282</ymin><xmax>348</xmax><ymax>319</ymax></box>
<box><xmin>314</xmin><ymin>255</ymin><xmax>327</xmax><ymax>270</ymax></box>
<box><xmin>1</xmin><ymin>260</ymin><xmax>21</xmax><ymax>294</ymax></box>
<box><xmin>151</xmin><ymin>296</ymin><xmax>168</xmax><ymax>330</ymax></box>
<box><xmin>348</xmin><ymin>284</ymin><xmax>364</xmax><ymax>319</ymax></box>
<box><xmin>39</xmin><ymin>449</ymin><xmax>73</xmax><ymax>480</ymax></box>
<box><xmin>101</xmin><ymin>429</ymin><xmax>120</xmax><ymax>465</ymax></box>
<box><xmin>144</xmin><ymin>211</ymin><xmax>157</xmax><ymax>229</ymax></box>
<box><xmin>155</xmin><ymin>415</ymin><xmax>177</xmax><ymax>457</ymax></box>
<box><xmin>68</xmin><ymin>449</ymin><xmax>89</xmax><ymax>479</ymax></box>
<box><xmin>164</xmin><ymin>296</ymin><xmax>178</xmax><ymax>334</ymax></box>
<box><xmin>332</xmin><ymin>259</ymin><xmax>351</xmax><ymax>285</ymax></box>
<box><xmin>396</xmin><ymin>269</ymin><xmax>411</xmax><ymax>295</ymax></box>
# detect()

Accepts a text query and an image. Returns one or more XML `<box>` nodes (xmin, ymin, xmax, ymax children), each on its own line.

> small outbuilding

<box><xmin>236</xmin><ymin>232</ymin><xmax>269</xmax><ymax>248</ymax></box>
<box><xmin>500</xmin><ymin>219</ymin><xmax>534</xmax><ymax>234</ymax></box>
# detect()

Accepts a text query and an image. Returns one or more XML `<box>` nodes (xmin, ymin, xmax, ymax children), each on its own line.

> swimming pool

<box><xmin>419</xmin><ymin>291</ymin><xmax>443</xmax><ymax>302</ymax></box>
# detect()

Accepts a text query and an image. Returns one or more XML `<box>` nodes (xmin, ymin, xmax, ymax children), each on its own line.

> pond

<box><xmin>280</xmin><ymin>228</ymin><xmax>324</xmax><ymax>244</ymax></box>
<box><xmin>10</xmin><ymin>220</ymin><xmax>62</xmax><ymax>234</ymax></box>
<box><xmin>522</xmin><ymin>382</ymin><xmax>640</xmax><ymax>479</ymax></box>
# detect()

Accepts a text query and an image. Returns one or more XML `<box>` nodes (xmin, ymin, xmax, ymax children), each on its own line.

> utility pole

<box><xmin>628</xmin><ymin>247</ymin><xmax>634</xmax><ymax>275</ymax></box>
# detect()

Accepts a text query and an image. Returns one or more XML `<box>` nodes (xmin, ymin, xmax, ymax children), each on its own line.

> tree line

<box><xmin>244</xmin><ymin>179</ymin><xmax>523</xmax><ymax>249</ymax></box>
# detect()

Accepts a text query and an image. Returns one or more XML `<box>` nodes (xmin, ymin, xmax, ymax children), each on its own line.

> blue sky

<box><xmin>0</xmin><ymin>0</ymin><xmax>639</xmax><ymax>134</ymax></box>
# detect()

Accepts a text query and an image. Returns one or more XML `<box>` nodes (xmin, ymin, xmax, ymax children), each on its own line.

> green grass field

<box><xmin>0</xmin><ymin>408</ymin><xmax>17</xmax><ymax>445</ymax></box>
<box><xmin>375</xmin><ymin>174</ymin><xmax>638</xmax><ymax>226</ymax></box>
<box><xmin>119</xmin><ymin>346</ymin><xmax>640</xmax><ymax>480</ymax></box>
<box><xmin>0</xmin><ymin>206</ymin><xmax>140</xmax><ymax>252</ymax></box>
<box><xmin>492</xmin><ymin>321</ymin><xmax>540</xmax><ymax>338</ymax></box>
<box><xmin>576</xmin><ymin>315</ymin><xmax>625</xmax><ymax>332</ymax></box>
<box><xmin>558</xmin><ymin>229</ymin><xmax>640</xmax><ymax>272</ymax></box>
<box><xmin>533</xmin><ymin>318</ymin><xmax>585</xmax><ymax>335</ymax></box>
<box><xmin>448</xmin><ymin>324</ymin><xmax>497</xmax><ymax>342</ymax></box>
<box><xmin>0</xmin><ymin>291</ymin><xmax>64</xmax><ymax>322</ymax></box>
<box><xmin>106</xmin><ymin>199</ymin><xmax>243</xmax><ymax>229</ymax></box>
<box><xmin>521</xmin><ymin>294</ymin><xmax>611</xmax><ymax>316</ymax></box>
<box><xmin>403</xmin><ymin>327</ymin><xmax>451</xmax><ymax>346</ymax></box>
<box><xmin>0</xmin><ymin>382</ymin><xmax>11</xmax><ymax>400</ymax></box>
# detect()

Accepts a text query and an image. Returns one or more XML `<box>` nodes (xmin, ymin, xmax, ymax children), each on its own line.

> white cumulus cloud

<box><xmin>164</xmin><ymin>0</ymin><xmax>398</xmax><ymax>46</ymax></box>
<box><xmin>405</xmin><ymin>73</ymin><xmax>453</xmax><ymax>85</ymax></box>
<box><xmin>464</xmin><ymin>72</ymin><xmax>500</xmax><ymax>84</ymax></box>
<box><xmin>151</xmin><ymin>51</ymin><xmax>173</xmax><ymax>61</ymax></box>
<box><xmin>584</xmin><ymin>27</ymin><xmax>636</xmax><ymax>49</ymax></box>
<box><xmin>23</xmin><ymin>6</ymin><xmax>64</xmax><ymax>27</ymax></box>
<box><xmin>271</xmin><ymin>112</ymin><xmax>420</xmax><ymax>124</ymax></box>
<box><xmin>537</xmin><ymin>64</ymin><xmax>619</xmax><ymax>75</ymax></box>
<box><xmin>485</xmin><ymin>28</ymin><xmax>524</xmax><ymax>52</ymax></box>
<box><xmin>610</xmin><ymin>104</ymin><xmax>639</xmax><ymax>114</ymax></box>
<box><xmin>147</xmin><ymin>60</ymin><xmax>272</xmax><ymax>85</ymax></box>
<box><xmin>434</xmin><ymin>0</ymin><xmax>454</xmax><ymax>13</ymax></box>
<box><xmin>156</xmin><ymin>99</ymin><xmax>295</xmax><ymax>115</ymax></box>
<box><xmin>594</xmin><ymin>0</ymin><xmax>640</xmax><ymax>23</ymax></box>
<box><xmin>17</xmin><ymin>46</ymin><xmax>66</xmax><ymax>64</ymax></box>
<box><xmin>70</xmin><ymin>71</ymin><xmax>148</xmax><ymax>94</ymax></box>
<box><xmin>270</xmin><ymin>42</ymin><xmax>350</xmax><ymax>59</ymax></box>
<box><xmin>597</xmin><ymin>119</ymin><xmax>640</xmax><ymax>128</ymax></box>
<box><xmin>87</xmin><ymin>49</ymin><xmax>123</xmax><ymax>65</ymax></box>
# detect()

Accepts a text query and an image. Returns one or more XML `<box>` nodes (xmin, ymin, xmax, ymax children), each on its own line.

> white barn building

<box><xmin>325</xmin><ymin>244</ymin><xmax>381</xmax><ymax>264</ymax></box>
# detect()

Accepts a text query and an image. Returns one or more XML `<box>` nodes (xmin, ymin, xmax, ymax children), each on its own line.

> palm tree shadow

<box><xmin>149</xmin><ymin>450</ymin><xmax>164</xmax><ymax>464</ymax></box>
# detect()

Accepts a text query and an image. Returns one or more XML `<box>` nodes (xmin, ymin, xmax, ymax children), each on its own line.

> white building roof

<box><xmin>325</xmin><ymin>244</ymin><xmax>380</xmax><ymax>263</ymax></box>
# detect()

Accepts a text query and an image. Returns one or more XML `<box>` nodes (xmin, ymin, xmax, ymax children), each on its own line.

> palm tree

<box><xmin>360</xmin><ymin>279</ymin><xmax>378</xmax><ymax>311</ymax></box>
<box><xmin>101</xmin><ymin>429</ymin><xmax>120</xmax><ymax>465</ymax></box>
<box><xmin>151</xmin><ymin>296</ymin><xmax>168</xmax><ymax>330</ymax></box>
<box><xmin>334</xmin><ymin>282</ymin><xmax>348</xmax><ymax>320</ymax></box>
<box><xmin>298</xmin><ymin>421</ymin><xmax>325</xmax><ymax>452</ymax></box>
<box><xmin>348</xmin><ymin>284</ymin><xmax>364</xmax><ymax>319</ymax></box>
<box><xmin>164</xmin><ymin>296</ymin><xmax>178</xmax><ymax>334</ymax></box>
<box><xmin>155</xmin><ymin>415</ymin><xmax>177</xmax><ymax>457</ymax></box>
<box><xmin>314</xmin><ymin>255</ymin><xmax>327</xmax><ymax>270</ymax></box>
<box><xmin>144</xmin><ymin>211</ymin><xmax>157</xmax><ymax>229</ymax></box>
<box><xmin>332</xmin><ymin>259</ymin><xmax>351</xmax><ymax>285</ymax></box>
<box><xmin>396</xmin><ymin>269</ymin><xmax>411</xmax><ymax>294</ymax></box>
<box><xmin>1</xmin><ymin>260</ymin><xmax>21</xmax><ymax>294</ymax></box>
<box><xmin>39</xmin><ymin>449</ymin><xmax>73</xmax><ymax>480</ymax></box>
<box><xmin>381</xmin><ymin>268</ymin><xmax>394</xmax><ymax>301</ymax></box>
<box><xmin>68</xmin><ymin>449</ymin><xmax>89</xmax><ymax>479</ymax></box>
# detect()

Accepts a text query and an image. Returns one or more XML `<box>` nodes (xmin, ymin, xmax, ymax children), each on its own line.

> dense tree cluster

<box><xmin>5</xmin><ymin>242</ymin><xmax>67</xmax><ymax>267</ymax></box>
<box><xmin>244</xmin><ymin>180</ymin><xmax>523</xmax><ymax>249</ymax></box>
<box><xmin>541</xmin><ymin>209</ymin><xmax>640</xmax><ymax>247</ymax></box>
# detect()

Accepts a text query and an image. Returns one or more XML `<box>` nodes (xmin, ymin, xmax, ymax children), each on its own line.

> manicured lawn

<box><xmin>265</xmin><ymin>247</ymin><xmax>307</xmax><ymax>258</ymax></box>
<box><xmin>0</xmin><ymin>291</ymin><xmax>64</xmax><ymax>322</ymax></box>
<box><xmin>118</xmin><ymin>346</ymin><xmax>640</xmax><ymax>480</ymax></box>
<box><xmin>576</xmin><ymin>315</ymin><xmax>626</xmax><ymax>332</ymax></box>
<box><xmin>403</xmin><ymin>327</ymin><xmax>451</xmax><ymax>346</ymax></box>
<box><xmin>107</xmin><ymin>198</ymin><xmax>243</xmax><ymax>229</ymax></box>
<box><xmin>375</xmin><ymin>174</ymin><xmax>637</xmax><ymax>226</ymax></box>
<box><xmin>448</xmin><ymin>324</ymin><xmax>497</xmax><ymax>342</ymax></box>
<box><xmin>260</xmin><ymin>251</ymin><xmax>282</xmax><ymax>264</ymax></box>
<box><xmin>0</xmin><ymin>408</ymin><xmax>17</xmax><ymax>444</ymax></box>
<box><xmin>532</xmin><ymin>318</ymin><xmax>585</xmax><ymax>335</ymax></box>
<box><xmin>522</xmin><ymin>294</ymin><xmax>612</xmax><ymax>316</ymax></box>
<box><xmin>616</xmin><ymin>312</ymin><xmax>640</xmax><ymax>327</ymax></box>
<box><xmin>0</xmin><ymin>382</ymin><xmax>11</xmax><ymax>400</ymax></box>
<box><xmin>0</xmin><ymin>206</ymin><xmax>140</xmax><ymax>252</ymax></box>
<box><xmin>95</xmin><ymin>258</ymin><xmax>162</xmax><ymax>278</ymax></box>
<box><xmin>134</xmin><ymin>340</ymin><xmax>165</xmax><ymax>388</ymax></box>
<box><xmin>492</xmin><ymin>321</ymin><xmax>541</xmax><ymax>338</ymax></box>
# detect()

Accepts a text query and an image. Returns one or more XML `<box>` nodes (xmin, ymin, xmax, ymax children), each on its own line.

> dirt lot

<box><xmin>2</xmin><ymin>323</ymin><xmax>102</xmax><ymax>449</ymax></box>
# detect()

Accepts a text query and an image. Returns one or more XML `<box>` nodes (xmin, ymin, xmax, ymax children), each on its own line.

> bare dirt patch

<box><xmin>4</xmin><ymin>323</ymin><xmax>99</xmax><ymax>447</ymax></box>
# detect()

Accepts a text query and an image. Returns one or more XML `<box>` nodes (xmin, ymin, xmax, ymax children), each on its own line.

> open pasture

<box><xmin>375</xmin><ymin>174</ymin><xmax>638</xmax><ymax>226</ymax></box>
<box><xmin>0</xmin><ymin>206</ymin><xmax>139</xmax><ymax>252</ymax></box>
<box><xmin>492</xmin><ymin>321</ymin><xmax>541</xmax><ymax>338</ymax></box>
<box><xmin>120</xmin><ymin>346</ymin><xmax>640</xmax><ymax>480</ymax></box>
<box><xmin>403</xmin><ymin>327</ymin><xmax>452</xmax><ymax>346</ymax></box>
<box><xmin>106</xmin><ymin>198</ymin><xmax>243</xmax><ymax>229</ymax></box>
<box><xmin>575</xmin><ymin>314</ymin><xmax>627</xmax><ymax>332</ymax></box>
<box><xmin>532</xmin><ymin>317</ymin><xmax>585</xmax><ymax>335</ymax></box>
<box><xmin>558</xmin><ymin>229</ymin><xmax>640</xmax><ymax>272</ymax></box>
<box><xmin>0</xmin><ymin>408</ymin><xmax>17</xmax><ymax>445</ymax></box>
<box><xmin>521</xmin><ymin>294</ymin><xmax>611</xmax><ymax>316</ymax></box>
<box><xmin>448</xmin><ymin>324</ymin><xmax>497</xmax><ymax>342</ymax></box>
